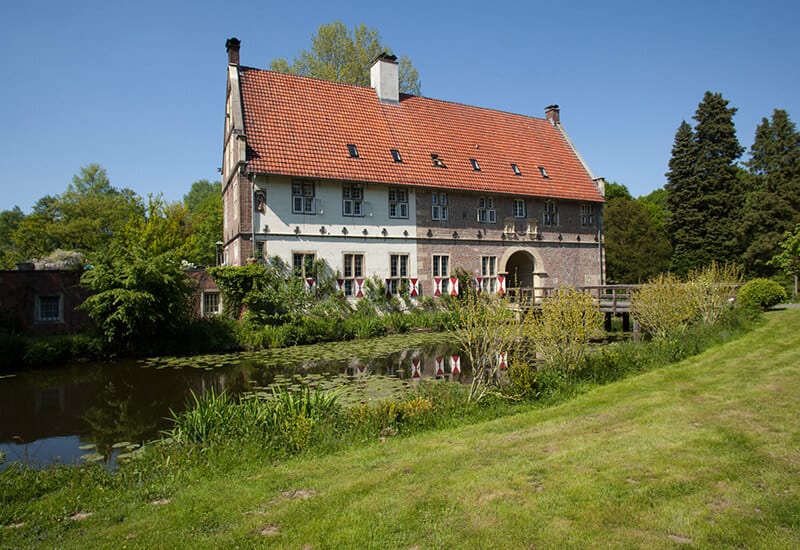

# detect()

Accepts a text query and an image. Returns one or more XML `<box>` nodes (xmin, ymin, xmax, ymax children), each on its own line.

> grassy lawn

<box><xmin>3</xmin><ymin>309</ymin><xmax>800</xmax><ymax>548</ymax></box>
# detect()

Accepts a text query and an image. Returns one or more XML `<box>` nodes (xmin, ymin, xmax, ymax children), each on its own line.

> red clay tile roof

<box><xmin>238</xmin><ymin>67</ymin><xmax>604</xmax><ymax>202</ymax></box>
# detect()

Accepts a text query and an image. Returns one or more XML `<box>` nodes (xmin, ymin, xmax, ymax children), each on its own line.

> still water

<box><xmin>0</xmin><ymin>333</ymin><xmax>463</xmax><ymax>470</ymax></box>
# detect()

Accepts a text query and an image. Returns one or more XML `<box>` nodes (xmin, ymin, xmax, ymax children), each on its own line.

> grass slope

<box><xmin>4</xmin><ymin>310</ymin><xmax>800</xmax><ymax>548</ymax></box>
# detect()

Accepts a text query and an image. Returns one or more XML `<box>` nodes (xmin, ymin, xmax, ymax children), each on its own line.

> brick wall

<box><xmin>415</xmin><ymin>189</ymin><xmax>603</xmax><ymax>292</ymax></box>
<box><xmin>0</xmin><ymin>270</ymin><xmax>90</xmax><ymax>336</ymax></box>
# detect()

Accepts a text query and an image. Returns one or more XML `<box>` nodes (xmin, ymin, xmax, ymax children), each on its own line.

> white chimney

<box><xmin>370</xmin><ymin>53</ymin><xmax>399</xmax><ymax>104</ymax></box>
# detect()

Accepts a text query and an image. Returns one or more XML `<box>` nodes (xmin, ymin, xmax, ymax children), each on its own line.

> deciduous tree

<box><xmin>270</xmin><ymin>21</ymin><xmax>421</xmax><ymax>95</ymax></box>
<box><xmin>604</xmin><ymin>197</ymin><xmax>671</xmax><ymax>283</ymax></box>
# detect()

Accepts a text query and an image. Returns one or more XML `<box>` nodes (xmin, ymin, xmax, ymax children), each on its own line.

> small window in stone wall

<box><xmin>202</xmin><ymin>292</ymin><xmax>221</xmax><ymax>316</ymax></box>
<box><xmin>36</xmin><ymin>295</ymin><xmax>62</xmax><ymax>322</ymax></box>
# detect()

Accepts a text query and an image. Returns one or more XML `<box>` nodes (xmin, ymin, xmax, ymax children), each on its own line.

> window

<box><xmin>477</xmin><ymin>197</ymin><xmax>496</xmax><ymax>223</ymax></box>
<box><xmin>431</xmin><ymin>193</ymin><xmax>448</xmax><ymax>220</ymax></box>
<box><xmin>36</xmin><ymin>295</ymin><xmax>62</xmax><ymax>322</ymax></box>
<box><xmin>539</xmin><ymin>166</ymin><xmax>550</xmax><ymax>179</ymax></box>
<box><xmin>431</xmin><ymin>154</ymin><xmax>445</xmax><ymax>168</ymax></box>
<box><xmin>255</xmin><ymin>241</ymin><xmax>265</xmax><ymax>261</ymax></box>
<box><xmin>388</xmin><ymin>188</ymin><xmax>409</xmax><ymax>218</ymax></box>
<box><xmin>513</xmin><ymin>199</ymin><xmax>526</xmax><ymax>218</ymax></box>
<box><xmin>390</xmin><ymin>149</ymin><xmax>402</xmax><ymax>162</ymax></box>
<box><xmin>343</xmin><ymin>253</ymin><xmax>364</xmax><ymax>296</ymax></box>
<box><xmin>292</xmin><ymin>181</ymin><xmax>315</xmax><ymax>214</ymax></box>
<box><xmin>347</xmin><ymin>143</ymin><xmax>359</xmax><ymax>158</ymax></box>
<box><xmin>293</xmin><ymin>253</ymin><xmax>315</xmax><ymax>278</ymax></box>
<box><xmin>342</xmin><ymin>184</ymin><xmax>364</xmax><ymax>216</ymax></box>
<box><xmin>544</xmin><ymin>200</ymin><xmax>559</xmax><ymax>226</ymax></box>
<box><xmin>202</xmin><ymin>292</ymin><xmax>221</xmax><ymax>316</ymax></box>
<box><xmin>388</xmin><ymin>254</ymin><xmax>409</xmax><ymax>295</ymax></box>
<box><xmin>470</xmin><ymin>158</ymin><xmax>481</xmax><ymax>171</ymax></box>
<box><xmin>481</xmin><ymin>256</ymin><xmax>497</xmax><ymax>294</ymax></box>
<box><xmin>511</xmin><ymin>163</ymin><xmax>522</xmax><ymax>176</ymax></box>
<box><xmin>432</xmin><ymin>254</ymin><xmax>450</xmax><ymax>293</ymax></box>
<box><xmin>581</xmin><ymin>204</ymin><xmax>594</xmax><ymax>226</ymax></box>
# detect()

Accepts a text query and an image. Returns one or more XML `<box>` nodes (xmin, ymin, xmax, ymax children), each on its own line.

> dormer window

<box><xmin>390</xmin><ymin>149</ymin><xmax>402</xmax><ymax>162</ymax></box>
<box><xmin>470</xmin><ymin>158</ymin><xmax>481</xmax><ymax>171</ymax></box>
<box><xmin>347</xmin><ymin>144</ymin><xmax>359</xmax><ymax>158</ymax></box>
<box><xmin>511</xmin><ymin>163</ymin><xmax>521</xmax><ymax>176</ymax></box>
<box><xmin>431</xmin><ymin>154</ymin><xmax>445</xmax><ymax>168</ymax></box>
<box><xmin>539</xmin><ymin>166</ymin><xmax>549</xmax><ymax>178</ymax></box>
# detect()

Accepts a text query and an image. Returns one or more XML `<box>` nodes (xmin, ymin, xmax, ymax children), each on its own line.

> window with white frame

<box><xmin>481</xmin><ymin>256</ymin><xmax>498</xmax><ymax>294</ymax></box>
<box><xmin>293</xmin><ymin>253</ymin><xmax>315</xmax><ymax>278</ymax></box>
<box><xmin>388</xmin><ymin>254</ymin><xmax>409</xmax><ymax>295</ymax></box>
<box><xmin>477</xmin><ymin>197</ymin><xmax>496</xmax><ymax>223</ymax></box>
<box><xmin>291</xmin><ymin>181</ymin><xmax>315</xmax><ymax>214</ymax></box>
<box><xmin>202</xmin><ymin>292</ymin><xmax>221</xmax><ymax>316</ymax></box>
<box><xmin>432</xmin><ymin>254</ymin><xmax>450</xmax><ymax>293</ymax></box>
<box><xmin>431</xmin><ymin>193</ymin><xmax>448</xmax><ymax>220</ymax></box>
<box><xmin>543</xmin><ymin>200</ymin><xmax>559</xmax><ymax>226</ymax></box>
<box><xmin>513</xmin><ymin>199</ymin><xmax>526</xmax><ymax>218</ymax></box>
<box><xmin>36</xmin><ymin>295</ymin><xmax>62</xmax><ymax>322</ymax></box>
<box><xmin>581</xmin><ymin>204</ymin><xmax>594</xmax><ymax>226</ymax></box>
<box><xmin>343</xmin><ymin>253</ymin><xmax>364</xmax><ymax>296</ymax></box>
<box><xmin>388</xmin><ymin>188</ymin><xmax>409</xmax><ymax>219</ymax></box>
<box><xmin>342</xmin><ymin>184</ymin><xmax>364</xmax><ymax>216</ymax></box>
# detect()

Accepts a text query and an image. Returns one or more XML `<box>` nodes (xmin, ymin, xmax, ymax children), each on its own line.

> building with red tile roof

<box><xmin>222</xmin><ymin>38</ymin><xmax>605</xmax><ymax>297</ymax></box>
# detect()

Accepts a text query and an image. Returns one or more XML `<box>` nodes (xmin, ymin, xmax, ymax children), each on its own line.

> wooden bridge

<box><xmin>507</xmin><ymin>285</ymin><xmax>642</xmax><ymax>330</ymax></box>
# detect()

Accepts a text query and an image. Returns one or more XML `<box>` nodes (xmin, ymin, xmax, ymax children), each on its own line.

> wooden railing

<box><xmin>507</xmin><ymin>285</ymin><xmax>643</xmax><ymax>313</ymax></box>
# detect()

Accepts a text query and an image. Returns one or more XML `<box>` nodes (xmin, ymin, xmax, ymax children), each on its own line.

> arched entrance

<box><xmin>503</xmin><ymin>250</ymin><xmax>536</xmax><ymax>289</ymax></box>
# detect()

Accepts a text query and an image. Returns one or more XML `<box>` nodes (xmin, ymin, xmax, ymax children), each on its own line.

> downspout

<box><xmin>250</xmin><ymin>171</ymin><xmax>256</xmax><ymax>259</ymax></box>
<box><xmin>598</xmin><ymin>205</ymin><xmax>605</xmax><ymax>285</ymax></box>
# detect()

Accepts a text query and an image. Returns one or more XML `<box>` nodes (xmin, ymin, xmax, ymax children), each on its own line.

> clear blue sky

<box><xmin>2</xmin><ymin>0</ymin><xmax>798</xmax><ymax>212</ymax></box>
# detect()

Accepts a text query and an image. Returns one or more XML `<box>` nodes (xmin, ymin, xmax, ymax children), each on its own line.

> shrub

<box><xmin>630</xmin><ymin>273</ymin><xmax>698</xmax><ymax>339</ymax></box>
<box><xmin>689</xmin><ymin>262</ymin><xmax>741</xmax><ymax>325</ymax></box>
<box><xmin>343</xmin><ymin>314</ymin><xmax>384</xmax><ymax>339</ymax></box>
<box><xmin>384</xmin><ymin>312</ymin><xmax>411</xmax><ymax>334</ymax></box>
<box><xmin>506</xmin><ymin>359</ymin><xmax>539</xmax><ymax>399</ymax></box>
<box><xmin>522</xmin><ymin>286</ymin><xmax>603</xmax><ymax>371</ymax></box>
<box><xmin>737</xmin><ymin>278</ymin><xmax>787</xmax><ymax>311</ymax></box>
<box><xmin>447</xmin><ymin>292</ymin><xmax>520</xmax><ymax>403</ymax></box>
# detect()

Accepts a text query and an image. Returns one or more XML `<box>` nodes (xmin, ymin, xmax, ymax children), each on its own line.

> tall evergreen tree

<box><xmin>740</xmin><ymin>109</ymin><xmax>800</xmax><ymax>276</ymax></box>
<box><xmin>665</xmin><ymin>93</ymin><xmax>744</xmax><ymax>274</ymax></box>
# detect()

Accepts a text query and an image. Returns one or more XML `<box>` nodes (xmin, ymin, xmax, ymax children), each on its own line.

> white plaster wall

<box><xmin>254</xmin><ymin>175</ymin><xmax>418</xmax><ymax>278</ymax></box>
<box><xmin>254</xmin><ymin>176</ymin><xmax>416</xmax><ymax>240</ymax></box>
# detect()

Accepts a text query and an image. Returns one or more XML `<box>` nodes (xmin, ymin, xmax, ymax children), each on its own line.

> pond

<box><xmin>0</xmin><ymin>332</ymin><xmax>469</xmax><ymax>470</ymax></box>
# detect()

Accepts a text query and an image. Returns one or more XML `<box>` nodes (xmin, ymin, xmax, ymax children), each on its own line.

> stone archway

<box><xmin>502</xmin><ymin>250</ymin><xmax>536</xmax><ymax>289</ymax></box>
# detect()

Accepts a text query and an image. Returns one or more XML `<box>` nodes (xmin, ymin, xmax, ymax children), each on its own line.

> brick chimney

<box><xmin>226</xmin><ymin>37</ymin><xmax>241</xmax><ymax>65</ymax></box>
<box><xmin>545</xmin><ymin>104</ymin><xmax>560</xmax><ymax>125</ymax></box>
<box><xmin>370</xmin><ymin>52</ymin><xmax>399</xmax><ymax>104</ymax></box>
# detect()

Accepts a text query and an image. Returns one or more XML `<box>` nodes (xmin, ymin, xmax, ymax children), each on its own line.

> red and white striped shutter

<box><xmin>497</xmin><ymin>351</ymin><xmax>508</xmax><ymax>370</ymax></box>
<box><xmin>497</xmin><ymin>275</ymin><xmax>506</xmax><ymax>294</ymax></box>
<box><xmin>385</xmin><ymin>278</ymin><xmax>393</xmax><ymax>297</ymax></box>
<box><xmin>305</xmin><ymin>278</ymin><xmax>316</xmax><ymax>292</ymax></box>
<box><xmin>355</xmin><ymin>278</ymin><xmax>365</xmax><ymax>298</ymax></box>
<box><xmin>474</xmin><ymin>277</ymin><xmax>483</xmax><ymax>293</ymax></box>
<box><xmin>450</xmin><ymin>355</ymin><xmax>461</xmax><ymax>375</ymax></box>
<box><xmin>410</xmin><ymin>278</ymin><xmax>419</xmax><ymax>297</ymax></box>
<box><xmin>335</xmin><ymin>279</ymin><xmax>344</xmax><ymax>295</ymax></box>
<box><xmin>411</xmin><ymin>358</ymin><xmax>421</xmax><ymax>379</ymax></box>
<box><xmin>435</xmin><ymin>356</ymin><xmax>445</xmax><ymax>376</ymax></box>
<box><xmin>450</xmin><ymin>277</ymin><xmax>459</xmax><ymax>296</ymax></box>
<box><xmin>433</xmin><ymin>277</ymin><xmax>442</xmax><ymax>296</ymax></box>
